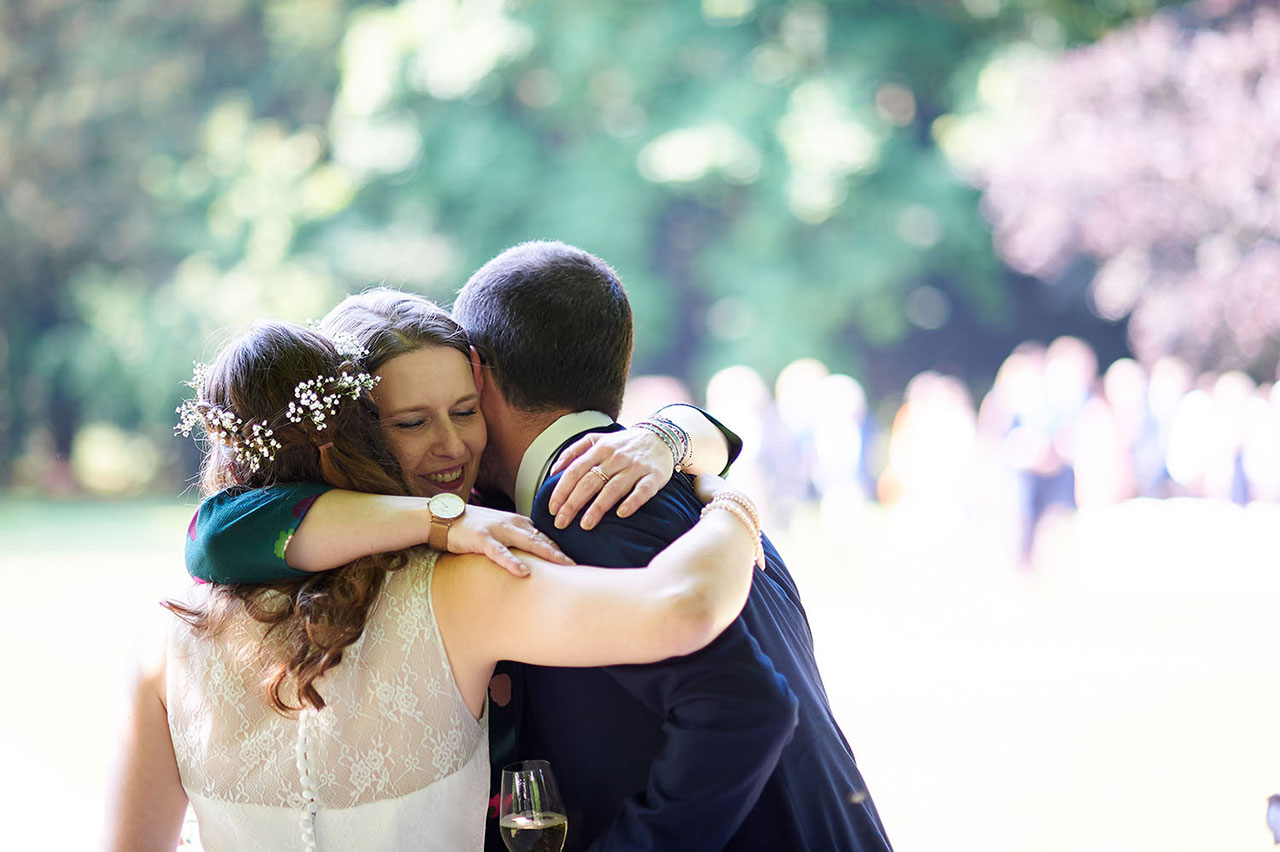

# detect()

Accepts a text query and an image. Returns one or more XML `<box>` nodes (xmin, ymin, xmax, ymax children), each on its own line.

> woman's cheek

<box><xmin>385</xmin><ymin>432</ymin><xmax>417</xmax><ymax>471</ymax></box>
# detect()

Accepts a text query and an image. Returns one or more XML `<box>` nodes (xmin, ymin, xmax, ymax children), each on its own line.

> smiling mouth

<box><xmin>425</xmin><ymin>466</ymin><xmax>464</xmax><ymax>484</ymax></box>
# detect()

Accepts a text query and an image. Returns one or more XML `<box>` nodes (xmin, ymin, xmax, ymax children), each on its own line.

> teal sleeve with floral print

<box><xmin>185</xmin><ymin>483</ymin><xmax>332</xmax><ymax>584</ymax></box>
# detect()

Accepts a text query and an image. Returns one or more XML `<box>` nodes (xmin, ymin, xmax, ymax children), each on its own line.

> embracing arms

<box><xmin>185</xmin><ymin>484</ymin><xmax>567</xmax><ymax>582</ymax></box>
<box><xmin>284</xmin><ymin>494</ymin><xmax>565</xmax><ymax>577</ymax></box>
<box><xmin>433</xmin><ymin>475</ymin><xmax>762</xmax><ymax>717</ymax></box>
<box><xmin>104</xmin><ymin>474</ymin><xmax>763</xmax><ymax>851</ymax></box>
<box><xmin>185</xmin><ymin>405</ymin><xmax>740</xmax><ymax>583</ymax></box>
<box><xmin>546</xmin><ymin>403</ymin><xmax>742</xmax><ymax>530</ymax></box>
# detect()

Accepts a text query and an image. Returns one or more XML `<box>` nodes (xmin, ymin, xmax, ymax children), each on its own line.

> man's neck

<box><xmin>489</xmin><ymin>407</ymin><xmax>568</xmax><ymax>500</ymax></box>
<box><xmin>509</xmin><ymin>410</ymin><xmax>617</xmax><ymax>516</ymax></box>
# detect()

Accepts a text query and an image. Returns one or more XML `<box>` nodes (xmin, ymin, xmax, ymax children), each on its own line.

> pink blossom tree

<box><xmin>952</xmin><ymin>0</ymin><xmax>1280</xmax><ymax>375</ymax></box>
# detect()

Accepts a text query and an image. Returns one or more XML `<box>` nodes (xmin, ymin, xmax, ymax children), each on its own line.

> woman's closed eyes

<box><xmin>387</xmin><ymin>409</ymin><xmax>478</xmax><ymax>431</ymax></box>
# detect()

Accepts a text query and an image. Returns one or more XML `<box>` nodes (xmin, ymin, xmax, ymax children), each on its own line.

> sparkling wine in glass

<box><xmin>498</xmin><ymin>760</ymin><xmax>568</xmax><ymax>852</ymax></box>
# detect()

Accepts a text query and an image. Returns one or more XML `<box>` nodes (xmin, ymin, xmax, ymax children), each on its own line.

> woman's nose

<box><xmin>431</xmin><ymin>423</ymin><xmax>466</xmax><ymax>458</ymax></box>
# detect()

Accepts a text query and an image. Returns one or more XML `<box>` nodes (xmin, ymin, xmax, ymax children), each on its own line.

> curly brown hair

<box><xmin>166</xmin><ymin>321</ymin><xmax>414</xmax><ymax>713</ymax></box>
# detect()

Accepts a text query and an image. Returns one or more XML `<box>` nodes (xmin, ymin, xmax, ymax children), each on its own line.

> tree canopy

<box><xmin>945</xmin><ymin>0</ymin><xmax>1280</xmax><ymax>374</ymax></box>
<box><xmin>5</xmin><ymin>0</ymin><xmax>1221</xmax><ymax>493</ymax></box>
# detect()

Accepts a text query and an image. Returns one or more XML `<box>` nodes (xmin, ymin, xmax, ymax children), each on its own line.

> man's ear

<box><xmin>469</xmin><ymin>346</ymin><xmax>486</xmax><ymax>396</ymax></box>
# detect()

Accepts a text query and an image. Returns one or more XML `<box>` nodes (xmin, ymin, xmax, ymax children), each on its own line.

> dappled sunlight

<box><xmin>338</xmin><ymin>0</ymin><xmax>531</xmax><ymax>113</ymax></box>
<box><xmin>637</xmin><ymin>124</ymin><xmax>762</xmax><ymax>185</ymax></box>
<box><xmin>778</xmin><ymin>79</ymin><xmax>881</xmax><ymax>223</ymax></box>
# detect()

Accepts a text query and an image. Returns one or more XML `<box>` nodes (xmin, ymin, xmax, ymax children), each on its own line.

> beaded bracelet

<box><xmin>635</xmin><ymin>419</ymin><xmax>686</xmax><ymax>472</ymax></box>
<box><xmin>652</xmin><ymin>415</ymin><xmax>692</xmax><ymax>470</ymax></box>
<box><xmin>636</xmin><ymin>416</ymin><xmax>692</xmax><ymax>472</ymax></box>
<box><xmin>701</xmin><ymin>492</ymin><xmax>766</xmax><ymax>570</ymax></box>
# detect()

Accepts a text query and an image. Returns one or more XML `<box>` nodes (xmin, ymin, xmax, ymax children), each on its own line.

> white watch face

<box><xmin>429</xmin><ymin>492</ymin><xmax>466</xmax><ymax>520</ymax></box>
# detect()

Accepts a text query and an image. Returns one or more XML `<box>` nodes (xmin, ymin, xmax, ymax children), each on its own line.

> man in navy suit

<box><xmin>455</xmin><ymin>241</ymin><xmax>893</xmax><ymax>852</ymax></box>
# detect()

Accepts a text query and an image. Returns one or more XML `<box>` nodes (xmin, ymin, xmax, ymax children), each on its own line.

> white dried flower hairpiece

<box><xmin>285</xmin><ymin>369</ymin><xmax>379</xmax><ymax>431</ymax></box>
<box><xmin>174</xmin><ymin>356</ymin><xmax>379</xmax><ymax>471</ymax></box>
<box><xmin>174</xmin><ymin>364</ymin><xmax>283</xmax><ymax>473</ymax></box>
<box><xmin>329</xmin><ymin>331</ymin><xmax>370</xmax><ymax>362</ymax></box>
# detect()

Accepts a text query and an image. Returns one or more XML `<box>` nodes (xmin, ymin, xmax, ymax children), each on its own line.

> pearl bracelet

<box><xmin>711</xmin><ymin>489</ymin><xmax>759</xmax><ymax>528</ymax></box>
<box><xmin>701</xmin><ymin>492</ymin><xmax>766</xmax><ymax>570</ymax></box>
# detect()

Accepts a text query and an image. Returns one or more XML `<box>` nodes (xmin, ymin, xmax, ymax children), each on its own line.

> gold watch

<box><xmin>427</xmin><ymin>492</ymin><xmax>466</xmax><ymax>551</ymax></box>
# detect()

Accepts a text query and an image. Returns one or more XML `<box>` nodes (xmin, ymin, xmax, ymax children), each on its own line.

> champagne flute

<box><xmin>498</xmin><ymin>760</ymin><xmax>568</xmax><ymax>852</ymax></box>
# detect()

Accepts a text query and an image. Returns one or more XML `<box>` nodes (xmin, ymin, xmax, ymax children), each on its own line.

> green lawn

<box><xmin>0</xmin><ymin>495</ymin><xmax>197</xmax><ymax>551</ymax></box>
<box><xmin>3</xmin><ymin>496</ymin><xmax>1278</xmax><ymax>851</ymax></box>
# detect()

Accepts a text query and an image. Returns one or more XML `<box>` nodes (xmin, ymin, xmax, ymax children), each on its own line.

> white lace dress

<box><xmin>165</xmin><ymin>551</ymin><xmax>488</xmax><ymax>851</ymax></box>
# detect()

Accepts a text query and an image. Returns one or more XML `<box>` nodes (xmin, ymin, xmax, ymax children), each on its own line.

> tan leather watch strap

<box><xmin>428</xmin><ymin>517</ymin><xmax>451</xmax><ymax>551</ymax></box>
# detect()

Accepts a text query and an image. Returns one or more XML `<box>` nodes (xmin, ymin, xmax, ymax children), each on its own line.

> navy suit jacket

<box><xmin>484</xmin><ymin>425</ymin><xmax>893</xmax><ymax>852</ymax></box>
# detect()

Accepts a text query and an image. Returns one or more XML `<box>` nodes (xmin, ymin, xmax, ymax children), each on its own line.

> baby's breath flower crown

<box><xmin>174</xmin><ymin>337</ymin><xmax>379</xmax><ymax>472</ymax></box>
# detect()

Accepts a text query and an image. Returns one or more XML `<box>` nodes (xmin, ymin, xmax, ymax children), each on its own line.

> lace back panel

<box><xmin>166</xmin><ymin>550</ymin><xmax>485</xmax><ymax>814</ymax></box>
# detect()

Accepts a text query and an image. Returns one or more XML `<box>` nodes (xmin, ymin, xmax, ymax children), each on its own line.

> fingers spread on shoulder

<box><xmin>580</xmin><ymin>475</ymin><xmax>639</xmax><ymax>530</ymax></box>
<box><xmin>485</xmin><ymin>541</ymin><xmax>530</xmax><ymax>578</ymax></box>
<box><xmin>548</xmin><ymin>444</ymin><xmax>606</xmax><ymax>514</ymax></box>
<box><xmin>486</xmin><ymin>516</ymin><xmax>571</xmax><ymax>565</ymax></box>
<box><xmin>523</xmin><ymin>527</ymin><xmax>573</xmax><ymax>564</ymax></box>
<box><xmin>549</xmin><ymin>433</ymin><xmax>599</xmax><ymax>480</ymax></box>
<box><xmin>614</xmin><ymin>472</ymin><xmax>663</xmax><ymax>519</ymax></box>
<box><xmin>552</xmin><ymin>467</ymin><xmax>607</xmax><ymax>529</ymax></box>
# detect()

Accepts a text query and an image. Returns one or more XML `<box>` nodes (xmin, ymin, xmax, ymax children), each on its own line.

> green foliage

<box><xmin>1</xmin><ymin>0</ymin><xmax>1171</xmax><ymax>491</ymax></box>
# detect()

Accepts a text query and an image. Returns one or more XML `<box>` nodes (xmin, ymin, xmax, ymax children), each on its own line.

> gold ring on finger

<box><xmin>590</xmin><ymin>465</ymin><xmax>611</xmax><ymax>483</ymax></box>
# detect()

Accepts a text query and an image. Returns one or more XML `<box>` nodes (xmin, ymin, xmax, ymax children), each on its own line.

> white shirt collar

<box><xmin>514</xmin><ymin>410</ymin><xmax>614</xmax><ymax>516</ymax></box>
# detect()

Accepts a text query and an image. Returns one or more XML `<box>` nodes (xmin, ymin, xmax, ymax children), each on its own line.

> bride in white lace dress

<box><xmin>105</xmin><ymin>322</ymin><xmax>760</xmax><ymax>851</ymax></box>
